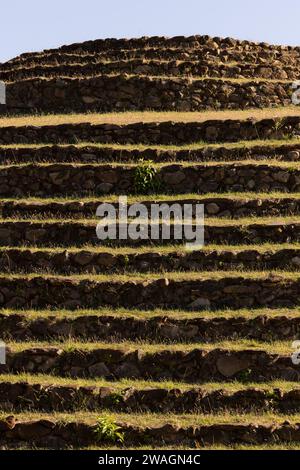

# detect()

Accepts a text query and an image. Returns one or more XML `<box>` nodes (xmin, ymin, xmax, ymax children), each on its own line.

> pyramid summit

<box><xmin>0</xmin><ymin>34</ymin><xmax>300</xmax><ymax>114</ymax></box>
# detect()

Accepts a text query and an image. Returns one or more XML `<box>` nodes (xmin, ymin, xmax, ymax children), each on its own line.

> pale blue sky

<box><xmin>1</xmin><ymin>0</ymin><xmax>300</xmax><ymax>62</ymax></box>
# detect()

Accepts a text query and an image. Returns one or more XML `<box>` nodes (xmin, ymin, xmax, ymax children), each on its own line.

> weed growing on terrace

<box><xmin>94</xmin><ymin>416</ymin><xmax>125</xmax><ymax>444</ymax></box>
<box><xmin>134</xmin><ymin>159</ymin><xmax>161</xmax><ymax>194</ymax></box>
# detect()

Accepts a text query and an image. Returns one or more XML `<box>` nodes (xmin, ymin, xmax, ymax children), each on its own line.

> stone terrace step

<box><xmin>1</xmin><ymin>413</ymin><xmax>300</xmax><ymax>448</ymax></box>
<box><xmin>0</xmin><ymin>343</ymin><xmax>299</xmax><ymax>382</ymax></box>
<box><xmin>1</xmin><ymin>379</ymin><xmax>300</xmax><ymax>413</ymax></box>
<box><xmin>1</xmin><ymin>308</ymin><xmax>300</xmax><ymax>341</ymax></box>
<box><xmin>1</xmin><ymin>60</ymin><xmax>298</xmax><ymax>82</ymax></box>
<box><xmin>1</xmin><ymin>116</ymin><xmax>299</xmax><ymax>145</ymax></box>
<box><xmin>5</xmin><ymin>48</ymin><xmax>300</xmax><ymax>70</ymax></box>
<box><xmin>0</xmin><ymin>162</ymin><xmax>298</xmax><ymax>197</ymax></box>
<box><xmin>11</xmin><ymin>34</ymin><xmax>300</xmax><ymax>57</ymax></box>
<box><xmin>4</xmin><ymin>76</ymin><xmax>292</xmax><ymax>114</ymax></box>
<box><xmin>2</xmin><ymin>195</ymin><xmax>299</xmax><ymax>219</ymax></box>
<box><xmin>0</xmin><ymin>246</ymin><xmax>299</xmax><ymax>275</ymax></box>
<box><xmin>0</xmin><ymin>273</ymin><xmax>298</xmax><ymax>309</ymax></box>
<box><xmin>0</xmin><ymin>219</ymin><xmax>298</xmax><ymax>246</ymax></box>
<box><xmin>1</xmin><ymin>142</ymin><xmax>300</xmax><ymax>164</ymax></box>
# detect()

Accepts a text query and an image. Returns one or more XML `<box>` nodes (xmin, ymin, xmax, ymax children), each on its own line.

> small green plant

<box><xmin>273</xmin><ymin>117</ymin><xmax>285</xmax><ymax>138</ymax></box>
<box><xmin>94</xmin><ymin>416</ymin><xmax>125</xmax><ymax>444</ymax></box>
<box><xmin>238</xmin><ymin>368</ymin><xmax>253</xmax><ymax>382</ymax></box>
<box><xmin>123</xmin><ymin>254</ymin><xmax>130</xmax><ymax>266</ymax></box>
<box><xmin>134</xmin><ymin>159</ymin><xmax>161</xmax><ymax>194</ymax></box>
<box><xmin>108</xmin><ymin>391</ymin><xmax>124</xmax><ymax>406</ymax></box>
<box><xmin>265</xmin><ymin>389</ymin><xmax>279</xmax><ymax>401</ymax></box>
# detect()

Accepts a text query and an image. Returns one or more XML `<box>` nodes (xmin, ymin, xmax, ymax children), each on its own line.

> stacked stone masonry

<box><xmin>1</xmin><ymin>34</ymin><xmax>300</xmax><ymax>450</ymax></box>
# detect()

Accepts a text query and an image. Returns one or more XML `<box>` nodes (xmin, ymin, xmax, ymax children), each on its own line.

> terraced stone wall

<box><xmin>1</xmin><ymin>196</ymin><xmax>299</xmax><ymax>219</ymax></box>
<box><xmin>0</xmin><ymin>163</ymin><xmax>298</xmax><ymax>197</ymax></box>
<box><xmin>0</xmin><ymin>347</ymin><xmax>299</xmax><ymax>382</ymax></box>
<box><xmin>0</xmin><ymin>247</ymin><xmax>299</xmax><ymax>275</ymax></box>
<box><xmin>3</xmin><ymin>76</ymin><xmax>292</xmax><ymax>114</ymax></box>
<box><xmin>0</xmin><ymin>277</ymin><xmax>298</xmax><ymax>309</ymax></box>
<box><xmin>7</xmin><ymin>48</ymin><xmax>300</xmax><ymax>68</ymax></box>
<box><xmin>26</xmin><ymin>35</ymin><xmax>300</xmax><ymax>53</ymax></box>
<box><xmin>1</xmin><ymin>417</ymin><xmax>300</xmax><ymax>448</ymax></box>
<box><xmin>0</xmin><ymin>221</ymin><xmax>297</xmax><ymax>247</ymax></box>
<box><xmin>2</xmin><ymin>33</ymin><xmax>300</xmax><ymax>450</ymax></box>
<box><xmin>1</xmin><ymin>60</ymin><xmax>300</xmax><ymax>82</ymax></box>
<box><xmin>2</xmin><ymin>381</ymin><xmax>300</xmax><ymax>413</ymax></box>
<box><xmin>0</xmin><ymin>144</ymin><xmax>300</xmax><ymax>164</ymax></box>
<box><xmin>1</xmin><ymin>311</ymin><xmax>300</xmax><ymax>342</ymax></box>
<box><xmin>1</xmin><ymin>117</ymin><xmax>300</xmax><ymax>144</ymax></box>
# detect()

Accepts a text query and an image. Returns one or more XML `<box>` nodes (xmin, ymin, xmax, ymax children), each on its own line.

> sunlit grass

<box><xmin>0</xmin><ymin>159</ymin><xmax>299</xmax><ymax>169</ymax></box>
<box><xmin>4</xmin><ymin>338</ymin><xmax>298</xmax><ymax>354</ymax></box>
<box><xmin>0</xmin><ymin>106</ymin><xmax>300</xmax><ymax>128</ymax></box>
<box><xmin>1</xmin><ymin>306</ymin><xmax>299</xmax><ymax>320</ymax></box>
<box><xmin>2</xmin><ymin>409</ymin><xmax>300</xmax><ymax>426</ymax></box>
<box><xmin>1</xmin><ymin>137</ymin><xmax>300</xmax><ymax>154</ymax></box>
<box><xmin>1</xmin><ymin>372</ymin><xmax>300</xmax><ymax>392</ymax></box>
<box><xmin>0</xmin><ymin>242</ymin><xmax>299</xmax><ymax>254</ymax></box>
<box><xmin>1</xmin><ymin>191</ymin><xmax>300</xmax><ymax>203</ymax></box>
<box><xmin>1</xmin><ymin>269</ymin><xmax>300</xmax><ymax>281</ymax></box>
